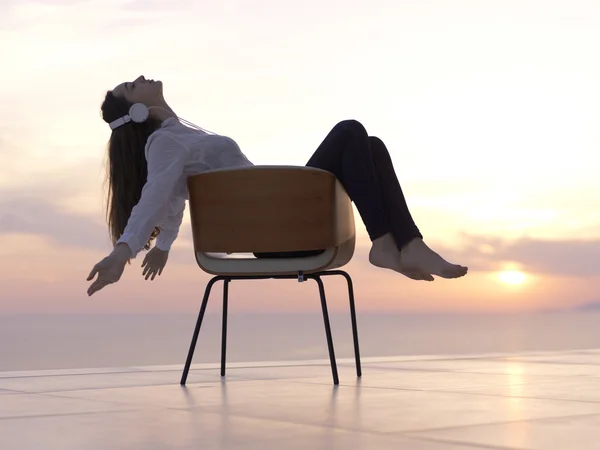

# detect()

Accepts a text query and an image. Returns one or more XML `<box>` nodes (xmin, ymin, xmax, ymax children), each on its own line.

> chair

<box><xmin>179</xmin><ymin>166</ymin><xmax>362</xmax><ymax>385</ymax></box>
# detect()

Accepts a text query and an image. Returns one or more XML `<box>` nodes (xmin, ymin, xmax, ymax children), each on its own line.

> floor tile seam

<box><xmin>420</xmin><ymin>388</ymin><xmax>600</xmax><ymax>405</ymax></box>
<box><xmin>30</xmin><ymin>388</ymin><xmax>264</xmax><ymax>413</ymax></box>
<box><xmin>3</xmin><ymin>359</ymin><xmax>590</xmax><ymax>380</ymax></box>
<box><xmin>277</xmin><ymin>379</ymin><xmax>600</xmax><ymax>405</ymax></box>
<box><xmin>29</xmin><ymin>390</ymin><xmax>180</xmax><ymax>411</ymax></box>
<box><xmin>398</xmin><ymin>411</ymin><xmax>600</xmax><ymax>436</ymax></box>
<box><xmin>0</xmin><ymin>408</ymin><xmax>140</xmax><ymax>422</ymax></box>
<box><xmin>157</xmin><ymin>406</ymin><xmax>474</xmax><ymax>441</ymax></box>
<box><xmin>141</xmin><ymin>363</ymin><xmax>334</xmax><ymax>373</ymax></box>
<box><xmin>489</xmin><ymin>359</ymin><xmax>600</xmax><ymax>367</ymax></box>
<box><xmin>27</xmin><ymin>377</ymin><xmax>598</xmax><ymax>408</ymax></box>
<box><xmin>0</xmin><ymin>389</ymin><xmax>29</xmax><ymax>395</ymax></box>
<box><xmin>3</xmin><ymin>381</ymin><xmax>224</xmax><ymax>395</ymax></box>
<box><xmin>0</xmin><ymin>363</ymin><xmax>336</xmax><ymax>379</ymax></box>
<box><xmin>366</xmin><ymin>366</ymin><xmax>600</xmax><ymax>378</ymax></box>
<box><xmin>0</xmin><ymin>368</ymin><xmax>147</xmax><ymax>380</ymax></box>
<box><xmin>159</xmin><ymin>404</ymin><xmax>590</xmax><ymax>448</ymax></box>
<box><xmin>0</xmin><ymin>376</ymin><xmax>292</xmax><ymax>395</ymax></box>
<box><xmin>284</xmin><ymin>375</ymin><xmax>582</xmax><ymax>390</ymax></box>
<box><xmin>396</xmin><ymin>434</ymin><xmax>533</xmax><ymax>450</ymax></box>
<box><xmin>17</xmin><ymin>377</ymin><xmax>318</xmax><ymax>398</ymax></box>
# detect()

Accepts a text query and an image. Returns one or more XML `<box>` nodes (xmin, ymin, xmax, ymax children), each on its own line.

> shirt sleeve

<box><xmin>155</xmin><ymin>194</ymin><xmax>186</xmax><ymax>251</ymax></box>
<box><xmin>116</xmin><ymin>132</ymin><xmax>189</xmax><ymax>258</ymax></box>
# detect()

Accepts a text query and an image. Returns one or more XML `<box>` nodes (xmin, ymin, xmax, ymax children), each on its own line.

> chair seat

<box><xmin>196</xmin><ymin>249</ymin><xmax>334</xmax><ymax>275</ymax></box>
<box><xmin>196</xmin><ymin>235</ymin><xmax>355</xmax><ymax>276</ymax></box>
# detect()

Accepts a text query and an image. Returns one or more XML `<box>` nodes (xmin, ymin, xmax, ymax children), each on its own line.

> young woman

<box><xmin>87</xmin><ymin>75</ymin><xmax>467</xmax><ymax>296</ymax></box>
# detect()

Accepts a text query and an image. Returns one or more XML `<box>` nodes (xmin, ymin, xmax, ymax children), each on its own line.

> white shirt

<box><xmin>117</xmin><ymin>117</ymin><xmax>253</xmax><ymax>258</ymax></box>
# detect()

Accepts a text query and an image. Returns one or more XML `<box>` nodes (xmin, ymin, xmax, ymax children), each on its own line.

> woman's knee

<box><xmin>369</xmin><ymin>136</ymin><xmax>387</xmax><ymax>153</ymax></box>
<box><xmin>369</xmin><ymin>136</ymin><xmax>384</xmax><ymax>148</ymax></box>
<box><xmin>368</xmin><ymin>136</ymin><xmax>392</xmax><ymax>161</ymax></box>
<box><xmin>334</xmin><ymin>119</ymin><xmax>368</xmax><ymax>137</ymax></box>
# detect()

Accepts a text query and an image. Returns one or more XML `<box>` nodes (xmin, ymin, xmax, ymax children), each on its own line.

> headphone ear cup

<box><xmin>129</xmin><ymin>103</ymin><xmax>149</xmax><ymax>123</ymax></box>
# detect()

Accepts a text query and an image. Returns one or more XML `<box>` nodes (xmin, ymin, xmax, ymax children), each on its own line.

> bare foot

<box><xmin>399</xmin><ymin>237</ymin><xmax>468</xmax><ymax>279</ymax></box>
<box><xmin>369</xmin><ymin>235</ymin><xmax>434</xmax><ymax>281</ymax></box>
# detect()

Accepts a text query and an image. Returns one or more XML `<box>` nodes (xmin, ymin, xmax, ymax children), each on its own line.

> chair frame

<box><xmin>180</xmin><ymin>269</ymin><xmax>362</xmax><ymax>386</ymax></box>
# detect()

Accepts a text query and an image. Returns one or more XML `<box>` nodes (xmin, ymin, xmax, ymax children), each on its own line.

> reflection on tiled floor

<box><xmin>2</xmin><ymin>350</ymin><xmax>600</xmax><ymax>449</ymax></box>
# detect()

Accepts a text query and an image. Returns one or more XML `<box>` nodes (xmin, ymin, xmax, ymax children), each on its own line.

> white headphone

<box><xmin>109</xmin><ymin>103</ymin><xmax>149</xmax><ymax>130</ymax></box>
<box><xmin>109</xmin><ymin>103</ymin><xmax>214</xmax><ymax>134</ymax></box>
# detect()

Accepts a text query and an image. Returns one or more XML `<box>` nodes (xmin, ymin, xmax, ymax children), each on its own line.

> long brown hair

<box><xmin>100</xmin><ymin>91</ymin><xmax>162</xmax><ymax>250</ymax></box>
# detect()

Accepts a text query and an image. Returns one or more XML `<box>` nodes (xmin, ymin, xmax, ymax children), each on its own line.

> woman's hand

<box><xmin>141</xmin><ymin>247</ymin><xmax>169</xmax><ymax>280</ymax></box>
<box><xmin>86</xmin><ymin>244</ymin><xmax>132</xmax><ymax>296</ymax></box>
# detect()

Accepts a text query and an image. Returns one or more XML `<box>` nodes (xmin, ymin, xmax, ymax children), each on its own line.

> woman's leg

<box><xmin>306</xmin><ymin>120</ymin><xmax>391</xmax><ymax>243</ymax></box>
<box><xmin>307</xmin><ymin>120</ymin><xmax>467</xmax><ymax>280</ymax></box>
<box><xmin>255</xmin><ymin>119</ymin><xmax>387</xmax><ymax>260</ymax></box>
<box><xmin>368</xmin><ymin>136</ymin><xmax>422</xmax><ymax>250</ymax></box>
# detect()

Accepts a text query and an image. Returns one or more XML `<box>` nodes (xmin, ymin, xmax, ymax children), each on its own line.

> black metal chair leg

<box><xmin>181</xmin><ymin>270</ymin><xmax>360</xmax><ymax>386</ymax></box>
<box><xmin>220</xmin><ymin>279</ymin><xmax>230</xmax><ymax>377</ymax></box>
<box><xmin>319</xmin><ymin>270</ymin><xmax>362</xmax><ymax>378</ymax></box>
<box><xmin>312</xmin><ymin>276</ymin><xmax>339</xmax><ymax>385</ymax></box>
<box><xmin>180</xmin><ymin>276</ymin><xmax>221</xmax><ymax>385</ymax></box>
<box><xmin>340</xmin><ymin>272</ymin><xmax>362</xmax><ymax>377</ymax></box>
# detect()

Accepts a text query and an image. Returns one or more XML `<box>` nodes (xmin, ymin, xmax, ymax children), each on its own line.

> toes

<box><xmin>402</xmin><ymin>272</ymin><xmax>423</xmax><ymax>280</ymax></box>
<box><xmin>440</xmin><ymin>267</ymin><xmax>468</xmax><ymax>278</ymax></box>
<box><xmin>407</xmin><ymin>272</ymin><xmax>434</xmax><ymax>281</ymax></box>
<box><xmin>401</xmin><ymin>270</ymin><xmax>436</xmax><ymax>281</ymax></box>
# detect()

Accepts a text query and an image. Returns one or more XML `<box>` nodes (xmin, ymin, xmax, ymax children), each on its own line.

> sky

<box><xmin>1</xmin><ymin>0</ymin><xmax>599</xmax><ymax>315</ymax></box>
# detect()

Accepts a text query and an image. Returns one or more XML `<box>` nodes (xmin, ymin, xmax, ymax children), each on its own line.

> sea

<box><xmin>2</xmin><ymin>311</ymin><xmax>600</xmax><ymax>371</ymax></box>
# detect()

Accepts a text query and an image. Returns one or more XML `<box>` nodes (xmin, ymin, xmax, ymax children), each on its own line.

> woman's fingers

<box><xmin>142</xmin><ymin>257</ymin><xmax>168</xmax><ymax>281</ymax></box>
<box><xmin>143</xmin><ymin>263</ymin><xmax>157</xmax><ymax>277</ymax></box>
<box><xmin>145</xmin><ymin>266</ymin><xmax>156</xmax><ymax>280</ymax></box>
<box><xmin>87</xmin><ymin>264</ymin><xmax>99</xmax><ymax>281</ymax></box>
<box><xmin>88</xmin><ymin>278</ymin><xmax>107</xmax><ymax>296</ymax></box>
<box><xmin>144</xmin><ymin>266</ymin><xmax>164</xmax><ymax>281</ymax></box>
<box><xmin>86</xmin><ymin>254</ymin><xmax>128</xmax><ymax>296</ymax></box>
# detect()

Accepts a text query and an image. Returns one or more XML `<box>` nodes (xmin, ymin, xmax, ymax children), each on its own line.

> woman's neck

<box><xmin>149</xmin><ymin>100</ymin><xmax>177</xmax><ymax>123</ymax></box>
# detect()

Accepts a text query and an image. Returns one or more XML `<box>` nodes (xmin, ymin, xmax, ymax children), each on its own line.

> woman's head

<box><xmin>111</xmin><ymin>75</ymin><xmax>165</xmax><ymax>107</ymax></box>
<box><xmin>100</xmin><ymin>75</ymin><xmax>165</xmax><ymax>251</ymax></box>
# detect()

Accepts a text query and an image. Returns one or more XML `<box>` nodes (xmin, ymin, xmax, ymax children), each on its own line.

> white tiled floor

<box><xmin>2</xmin><ymin>350</ymin><xmax>600</xmax><ymax>449</ymax></box>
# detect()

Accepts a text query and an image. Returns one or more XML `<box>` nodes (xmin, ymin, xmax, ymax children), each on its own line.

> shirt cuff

<box><xmin>155</xmin><ymin>240</ymin><xmax>172</xmax><ymax>252</ymax></box>
<box><xmin>116</xmin><ymin>234</ymin><xmax>141</xmax><ymax>259</ymax></box>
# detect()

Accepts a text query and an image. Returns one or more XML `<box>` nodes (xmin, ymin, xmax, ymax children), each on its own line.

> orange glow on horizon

<box><xmin>497</xmin><ymin>270</ymin><xmax>527</xmax><ymax>286</ymax></box>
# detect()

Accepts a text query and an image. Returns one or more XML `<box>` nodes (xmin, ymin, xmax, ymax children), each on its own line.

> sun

<box><xmin>497</xmin><ymin>270</ymin><xmax>527</xmax><ymax>285</ymax></box>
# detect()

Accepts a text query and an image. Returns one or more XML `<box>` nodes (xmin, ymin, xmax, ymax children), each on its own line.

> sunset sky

<box><xmin>1</xmin><ymin>0</ymin><xmax>599</xmax><ymax>315</ymax></box>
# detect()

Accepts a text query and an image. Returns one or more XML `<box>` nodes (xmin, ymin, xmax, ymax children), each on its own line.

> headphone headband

<box><xmin>109</xmin><ymin>103</ymin><xmax>149</xmax><ymax>130</ymax></box>
<box><xmin>107</xmin><ymin>104</ymin><xmax>215</xmax><ymax>135</ymax></box>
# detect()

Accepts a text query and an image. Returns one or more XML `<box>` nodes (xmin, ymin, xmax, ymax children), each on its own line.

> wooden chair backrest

<box><xmin>187</xmin><ymin>166</ymin><xmax>355</xmax><ymax>253</ymax></box>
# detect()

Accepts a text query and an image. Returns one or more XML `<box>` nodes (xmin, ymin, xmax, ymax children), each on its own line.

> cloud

<box><xmin>0</xmin><ymin>153</ymin><xmax>111</xmax><ymax>252</ymax></box>
<box><xmin>0</xmin><ymin>0</ymin><xmax>177</xmax><ymax>34</ymax></box>
<box><xmin>0</xmin><ymin>194</ymin><xmax>109</xmax><ymax>251</ymax></box>
<box><xmin>345</xmin><ymin>233</ymin><xmax>600</xmax><ymax>279</ymax></box>
<box><xmin>4</xmin><ymin>184</ymin><xmax>597</xmax><ymax>281</ymax></box>
<box><xmin>122</xmin><ymin>0</ymin><xmax>194</xmax><ymax>11</ymax></box>
<box><xmin>441</xmin><ymin>234</ymin><xmax>600</xmax><ymax>278</ymax></box>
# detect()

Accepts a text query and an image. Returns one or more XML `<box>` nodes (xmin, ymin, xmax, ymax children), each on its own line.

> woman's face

<box><xmin>112</xmin><ymin>75</ymin><xmax>163</xmax><ymax>105</ymax></box>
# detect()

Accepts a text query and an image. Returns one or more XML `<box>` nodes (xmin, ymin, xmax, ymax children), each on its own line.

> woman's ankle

<box><xmin>371</xmin><ymin>232</ymin><xmax>396</xmax><ymax>249</ymax></box>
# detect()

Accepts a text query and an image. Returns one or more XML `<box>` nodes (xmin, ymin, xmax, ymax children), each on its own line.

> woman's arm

<box><xmin>155</xmin><ymin>195</ymin><xmax>186</xmax><ymax>252</ymax></box>
<box><xmin>117</xmin><ymin>132</ymin><xmax>189</xmax><ymax>258</ymax></box>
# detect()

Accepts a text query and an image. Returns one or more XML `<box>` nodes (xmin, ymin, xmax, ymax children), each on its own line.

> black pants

<box><xmin>255</xmin><ymin>120</ymin><xmax>423</xmax><ymax>258</ymax></box>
